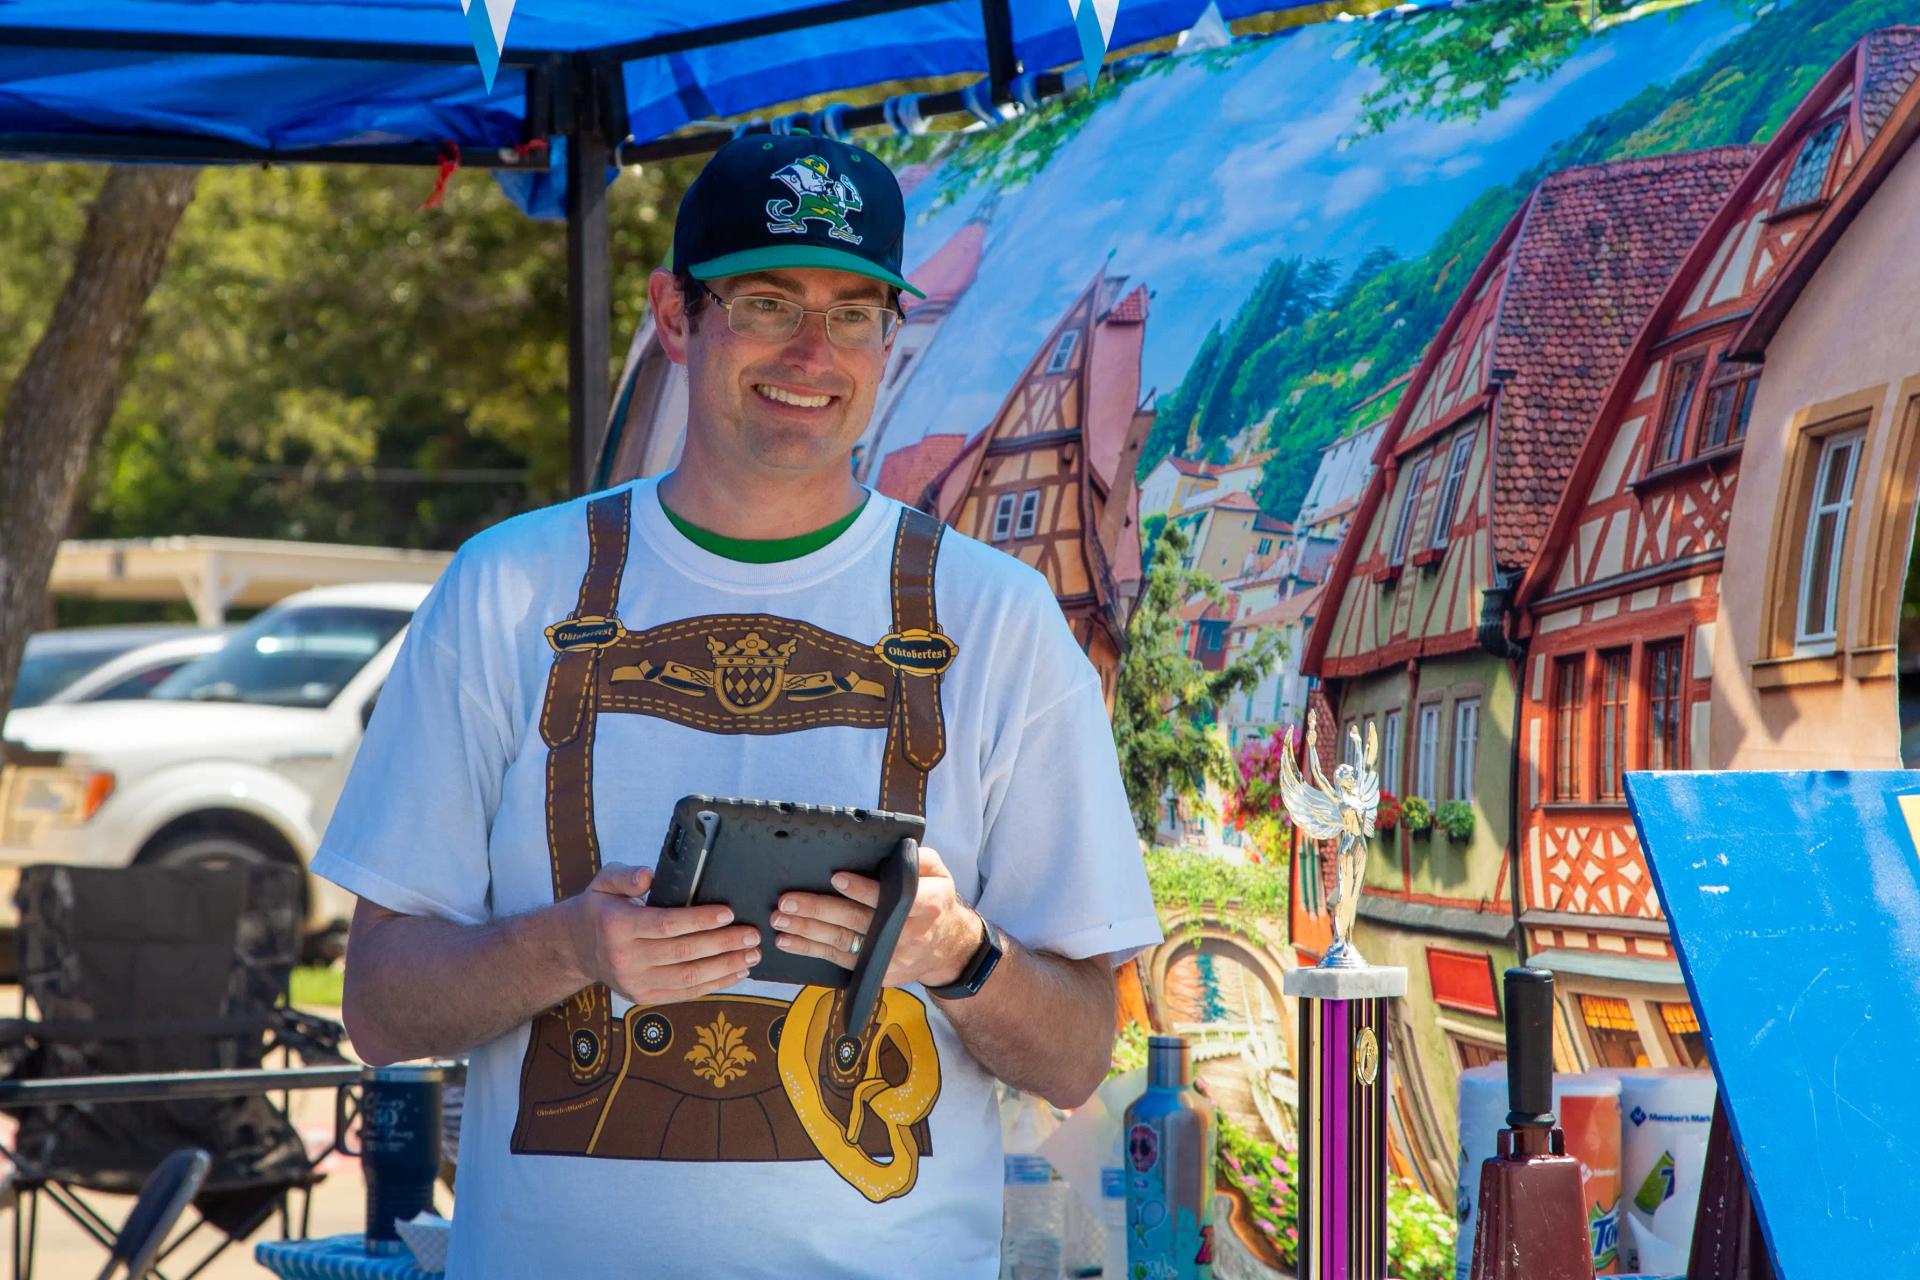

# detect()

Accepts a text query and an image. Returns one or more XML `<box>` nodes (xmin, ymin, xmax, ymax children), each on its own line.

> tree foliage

<box><xmin>0</xmin><ymin>157</ymin><xmax>699</xmax><ymax>555</ymax></box>
<box><xmin>1110</xmin><ymin>522</ymin><xmax>1283</xmax><ymax>833</ymax></box>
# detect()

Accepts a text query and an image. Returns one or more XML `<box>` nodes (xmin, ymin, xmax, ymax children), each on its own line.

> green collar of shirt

<box><xmin>660</xmin><ymin>495</ymin><xmax>870</xmax><ymax>563</ymax></box>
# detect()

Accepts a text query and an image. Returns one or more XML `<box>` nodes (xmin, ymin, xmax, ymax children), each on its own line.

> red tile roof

<box><xmin>876</xmin><ymin>432</ymin><xmax>969</xmax><ymax>508</ymax></box>
<box><xmin>1193</xmin><ymin>490</ymin><xmax>1260</xmax><ymax>513</ymax></box>
<box><xmin>1178</xmin><ymin>593</ymin><xmax>1237</xmax><ymax>624</ymax></box>
<box><xmin>1104</xmin><ymin>284</ymin><xmax>1150</xmax><ymax>324</ymax></box>
<box><xmin>1488</xmin><ymin>146</ymin><xmax>1757</xmax><ymax>566</ymax></box>
<box><xmin>1861</xmin><ymin>27</ymin><xmax>1920</xmax><ymax>141</ymax></box>
<box><xmin>1238</xmin><ymin>583</ymin><xmax>1325</xmax><ymax>632</ymax></box>
<box><xmin>1252</xmin><ymin>512</ymin><xmax>1292</xmax><ymax>534</ymax></box>
<box><xmin>1167</xmin><ymin>457</ymin><xmax>1220</xmax><ymax>478</ymax></box>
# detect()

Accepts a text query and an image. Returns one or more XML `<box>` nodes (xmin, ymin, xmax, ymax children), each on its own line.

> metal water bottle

<box><xmin>1124</xmin><ymin>1036</ymin><xmax>1216</xmax><ymax>1280</ymax></box>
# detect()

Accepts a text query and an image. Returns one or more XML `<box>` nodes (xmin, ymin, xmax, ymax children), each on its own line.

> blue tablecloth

<box><xmin>254</xmin><ymin>1234</ymin><xmax>441</xmax><ymax>1279</ymax></box>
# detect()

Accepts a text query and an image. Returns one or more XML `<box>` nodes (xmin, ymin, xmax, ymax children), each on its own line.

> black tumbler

<box><xmin>360</xmin><ymin>1063</ymin><xmax>445</xmax><ymax>1256</ymax></box>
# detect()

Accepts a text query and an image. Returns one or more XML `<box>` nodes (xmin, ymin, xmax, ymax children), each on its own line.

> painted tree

<box><xmin>1110</xmin><ymin>521</ymin><xmax>1283</xmax><ymax>834</ymax></box>
<box><xmin>0</xmin><ymin>166</ymin><xmax>200</xmax><ymax>718</ymax></box>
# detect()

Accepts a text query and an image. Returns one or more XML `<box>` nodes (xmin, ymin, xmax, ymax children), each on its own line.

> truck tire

<box><xmin>142</xmin><ymin>827</ymin><xmax>328</xmax><ymax>959</ymax></box>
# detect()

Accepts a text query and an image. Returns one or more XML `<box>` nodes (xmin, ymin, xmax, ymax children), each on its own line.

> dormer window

<box><xmin>1045</xmin><ymin>330</ymin><xmax>1079</xmax><ymax>374</ymax></box>
<box><xmin>991</xmin><ymin>493</ymin><xmax>1017</xmax><ymax>541</ymax></box>
<box><xmin>1428</xmin><ymin>432</ymin><xmax>1476</xmax><ymax>549</ymax></box>
<box><xmin>1388</xmin><ymin>455</ymin><xmax>1432</xmax><ymax>568</ymax></box>
<box><xmin>1700</xmin><ymin>369</ymin><xmax>1761</xmax><ymax>451</ymax></box>
<box><xmin>1778</xmin><ymin>118</ymin><xmax>1844</xmax><ymax>212</ymax></box>
<box><xmin>1014</xmin><ymin>488</ymin><xmax>1041</xmax><ymax>538</ymax></box>
<box><xmin>1651</xmin><ymin>356</ymin><xmax>1705</xmax><ymax>469</ymax></box>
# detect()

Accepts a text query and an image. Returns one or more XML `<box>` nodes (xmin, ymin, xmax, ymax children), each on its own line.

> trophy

<box><xmin>1279</xmin><ymin>717</ymin><xmax>1379</xmax><ymax>969</ymax></box>
<box><xmin>1280</xmin><ymin>710</ymin><xmax>1405</xmax><ymax>1280</ymax></box>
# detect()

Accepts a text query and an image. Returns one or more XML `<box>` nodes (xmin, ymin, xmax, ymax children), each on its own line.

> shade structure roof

<box><xmin>0</xmin><ymin>0</ymin><xmax>1324</xmax><ymax>164</ymax></box>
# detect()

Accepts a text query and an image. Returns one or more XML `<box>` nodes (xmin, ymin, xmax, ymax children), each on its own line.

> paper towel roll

<box><xmin>1555</xmin><ymin>1071</ymin><xmax>1623</xmax><ymax>1274</ymax></box>
<box><xmin>1616</xmin><ymin>1068</ymin><xmax>1716</xmax><ymax>1274</ymax></box>
<box><xmin>1453</xmin><ymin>1065</ymin><xmax>1508</xmax><ymax>1280</ymax></box>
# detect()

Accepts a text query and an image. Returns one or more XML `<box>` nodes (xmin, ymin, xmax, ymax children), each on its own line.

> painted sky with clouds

<box><xmin>880</xmin><ymin>1</ymin><xmax>1752</xmax><ymax>465</ymax></box>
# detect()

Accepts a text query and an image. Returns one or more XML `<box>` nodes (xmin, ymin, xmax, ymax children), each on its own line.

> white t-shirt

<box><xmin>314</xmin><ymin>477</ymin><xmax>1160</xmax><ymax>1279</ymax></box>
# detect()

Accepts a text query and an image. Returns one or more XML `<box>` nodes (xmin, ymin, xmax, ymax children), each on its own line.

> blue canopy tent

<box><xmin>0</xmin><ymin>0</ymin><xmax>1330</xmax><ymax>491</ymax></box>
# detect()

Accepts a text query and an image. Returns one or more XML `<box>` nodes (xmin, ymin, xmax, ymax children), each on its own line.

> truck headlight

<box><xmin>0</xmin><ymin>766</ymin><xmax>115</xmax><ymax>845</ymax></box>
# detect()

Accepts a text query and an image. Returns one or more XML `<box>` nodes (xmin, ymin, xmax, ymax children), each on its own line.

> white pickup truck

<box><xmin>0</xmin><ymin>581</ymin><xmax>429</xmax><ymax>957</ymax></box>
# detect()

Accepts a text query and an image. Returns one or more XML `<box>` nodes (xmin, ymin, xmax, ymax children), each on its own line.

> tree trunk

<box><xmin>0</xmin><ymin>165</ymin><xmax>200</xmax><ymax>719</ymax></box>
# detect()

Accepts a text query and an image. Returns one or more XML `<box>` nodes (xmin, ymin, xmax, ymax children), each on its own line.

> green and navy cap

<box><xmin>673</xmin><ymin>133</ymin><xmax>925</xmax><ymax>299</ymax></box>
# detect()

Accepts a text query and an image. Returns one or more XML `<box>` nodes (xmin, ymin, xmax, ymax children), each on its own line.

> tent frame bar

<box><xmin>0</xmin><ymin>0</ymin><xmax>950</xmax><ymax>69</ymax></box>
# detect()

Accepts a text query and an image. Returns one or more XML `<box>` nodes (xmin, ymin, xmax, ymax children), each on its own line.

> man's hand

<box><xmin>769</xmin><ymin>845</ymin><xmax>980</xmax><ymax>988</ymax></box>
<box><xmin>564</xmin><ymin>863</ymin><xmax>762</xmax><ymax>1005</ymax></box>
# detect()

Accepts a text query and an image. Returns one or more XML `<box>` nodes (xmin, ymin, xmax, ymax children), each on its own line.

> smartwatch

<box><xmin>928</xmin><ymin>915</ymin><xmax>1004</xmax><ymax>1000</ymax></box>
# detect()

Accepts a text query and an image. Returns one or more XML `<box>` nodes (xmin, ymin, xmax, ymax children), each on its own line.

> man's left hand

<box><xmin>770</xmin><ymin>845</ymin><xmax>980</xmax><ymax>989</ymax></box>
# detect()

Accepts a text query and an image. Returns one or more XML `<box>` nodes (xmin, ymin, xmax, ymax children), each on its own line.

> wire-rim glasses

<box><xmin>699</xmin><ymin>282</ymin><xmax>901</xmax><ymax>352</ymax></box>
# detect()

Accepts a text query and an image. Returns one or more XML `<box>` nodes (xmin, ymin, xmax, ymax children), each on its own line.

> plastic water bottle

<box><xmin>1002</xmin><ymin>1152</ymin><xmax>1065</xmax><ymax>1280</ymax></box>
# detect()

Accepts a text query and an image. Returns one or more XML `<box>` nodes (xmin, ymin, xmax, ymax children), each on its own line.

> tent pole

<box><xmin>979</xmin><ymin>0</ymin><xmax>1017</xmax><ymax>94</ymax></box>
<box><xmin>566</xmin><ymin>127</ymin><xmax>611</xmax><ymax>498</ymax></box>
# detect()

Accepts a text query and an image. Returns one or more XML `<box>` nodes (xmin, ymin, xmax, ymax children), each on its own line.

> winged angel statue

<box><xmin>1279</xmin><ymin>715</ymin><xmax>1380</xmax><ymax>969</ymax></box>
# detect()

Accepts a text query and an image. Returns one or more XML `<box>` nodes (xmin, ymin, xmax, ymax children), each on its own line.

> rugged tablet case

<box><xmin>651</xmin><ymin>796</ymin><xmax>923</xmax><ymax>1025</ymax></box>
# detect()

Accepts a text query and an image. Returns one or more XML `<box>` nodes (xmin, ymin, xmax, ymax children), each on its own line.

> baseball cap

<box><xmin>672</xmin><ymin>133</ymin><xmax>926</xmax><ymax>300</ymax></box>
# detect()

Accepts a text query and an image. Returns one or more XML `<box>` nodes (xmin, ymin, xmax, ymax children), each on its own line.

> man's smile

<box><xmin>753</xmin><ymin>381</ymin><xmax>838</xmax><ymax>410</ymax></box>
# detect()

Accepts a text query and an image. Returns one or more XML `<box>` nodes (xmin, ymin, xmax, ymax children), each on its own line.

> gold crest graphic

<box><xmin>708</xmin><ymin>632</ymin><xmax>797</xmax><ymax>715</ymax></box>
<box><xmin>609</xmin><ymin>629</ymin><xmax>888</xmax><ymax>715</ymax></box>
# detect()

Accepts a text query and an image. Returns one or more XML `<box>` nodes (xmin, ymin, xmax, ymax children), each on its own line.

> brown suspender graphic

<box><xmin>511</xmin><ymin>490</ymin><xmax>952</xmax><ymax>1201</ymax></box>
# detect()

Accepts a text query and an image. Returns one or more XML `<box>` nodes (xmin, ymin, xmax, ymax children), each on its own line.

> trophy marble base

<box><xmin>1285</xmin><ymin>965</ymin><xmax>1407</xmax><ymax>1280</ymax></box>
<box><xmin>1283</xmin><ymin>965</ymin><xmax>1409</xmax><ymax>1000</ymax></box>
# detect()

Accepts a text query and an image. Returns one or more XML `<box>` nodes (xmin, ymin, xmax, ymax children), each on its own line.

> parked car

<box><xmin>33</xmin><ymin>629</ymin><xmax>232</xmax><ymax>709</ymax></box>
<box><xmin>0</xmin><ymin>582</ymin><xmax>430</xmax><ymax>958</ymax></box>
<box><xmin>10</xmin><ymin>624</ymin><xmax>221</xmax><ymax>710</ymax></box>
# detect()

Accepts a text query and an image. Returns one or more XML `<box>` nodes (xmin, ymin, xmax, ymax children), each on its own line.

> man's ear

<box><xmin>650</xmin><ymin>268</ymin><xmax>691</xmax><ymax>366</ymax></box>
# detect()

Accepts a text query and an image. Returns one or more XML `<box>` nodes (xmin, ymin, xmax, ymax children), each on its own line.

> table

<box><xmin>254</xmin><ymin>1234</ymin><xmax>442</xmax><ymax>1279</ymax></box>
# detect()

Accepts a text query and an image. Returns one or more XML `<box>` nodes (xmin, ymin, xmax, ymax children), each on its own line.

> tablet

<box><xmin>651</xmin><ymin>796</ymin><xmax>922</xmax><ymax>1024</ymax></box>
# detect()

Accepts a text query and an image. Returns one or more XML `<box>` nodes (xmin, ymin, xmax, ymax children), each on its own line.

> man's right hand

<box><xmin>563</xmin><ymin>863</ymin><xmax>761</xmax><ymax>1005</ymax></box>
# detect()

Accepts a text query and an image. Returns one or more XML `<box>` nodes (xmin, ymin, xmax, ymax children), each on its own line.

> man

<box><xmin>320</xmin><ymin>134</ymin><xmax>1159</xmax><ymax>1278</ymax></box>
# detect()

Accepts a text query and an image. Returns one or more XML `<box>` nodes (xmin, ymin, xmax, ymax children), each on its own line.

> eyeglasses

<box><xmin>700</xmin><ymin>283</ymin><xmax>901</xmax><ymax>352</ymax></box>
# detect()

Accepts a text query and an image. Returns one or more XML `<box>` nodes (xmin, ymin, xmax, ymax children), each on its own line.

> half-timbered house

<box><xmin>853</xmin><ymin>199</ymin><xmax>991</xmax><ymax>481</ymax></box>
<box><xmin>921</xmin><ymin>268</ymin><xmax>1156</xmax><ymax>698</ymax></box>
<box><xmin>1300</xmin><ymin>151</ymin><xmax>1750</xmax><ymax>1193</ymax></box>
<box><xmin>1712</xmin><ymin>31</ymin><xmax>1920</xmax><ymax>771</ymax></box>
<box><xmin>1511</xmin><ymin>30</ymin><xmax>1920</xmax><ymax>1073</ymax></box>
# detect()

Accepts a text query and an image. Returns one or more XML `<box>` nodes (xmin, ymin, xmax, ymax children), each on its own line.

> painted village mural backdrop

<box><xmin>606</xmin><ymin>0</ymin><xmax>1920</xmax><ymax>1271</ymax></box>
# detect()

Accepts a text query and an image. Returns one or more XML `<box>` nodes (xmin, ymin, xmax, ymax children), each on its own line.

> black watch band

<box><xmin>928</xmin><ymin>915</ymin><xmax>1003</xmax><ymax>1000</ymax></box>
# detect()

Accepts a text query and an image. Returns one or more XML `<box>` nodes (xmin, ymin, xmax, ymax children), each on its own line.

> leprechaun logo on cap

<box><xmin>766</xmin><ymin>155</ymin><xmax>865</xmax><ymax>245</ymax></box>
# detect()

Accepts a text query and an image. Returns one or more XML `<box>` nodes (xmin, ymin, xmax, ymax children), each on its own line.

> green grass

<box><xmin>289</xmin><ymin>964</ymin><xmax>344</xmax><ymax>1009</ymax></box>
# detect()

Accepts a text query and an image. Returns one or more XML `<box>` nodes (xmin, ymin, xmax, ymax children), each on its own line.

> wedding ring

<box><xmin>848</xmin><ymin>934</ymin><xmax>863</xmax><ymax>957</ymax></box>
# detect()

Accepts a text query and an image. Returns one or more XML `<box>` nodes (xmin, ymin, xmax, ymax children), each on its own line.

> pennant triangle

<box><xmin>459</xmin><ymin>0</ymin><xmax>517</xmax><ymax>93</ymax></box>
<box><xmin>1066</xmin><ymin>0</ymin><xmax>1119</xmax><ymax>91</ymax></box>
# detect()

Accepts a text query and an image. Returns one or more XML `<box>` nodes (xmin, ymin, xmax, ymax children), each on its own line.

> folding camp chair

<box><xmin>0</xmin><ymin>862</ymin><xmax>347</xmax><ymax>1280</ymax></box>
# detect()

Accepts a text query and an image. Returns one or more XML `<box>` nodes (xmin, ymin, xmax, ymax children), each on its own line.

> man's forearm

<box><xmin>342</xmin><ymin>899</ymin><xmax>588</xmax><ymax>1066</ymax></box>
<box><xmin>934</xmin><ymin>931</ymin><xmax>1118</xmax><ymax>1109</ymax></box>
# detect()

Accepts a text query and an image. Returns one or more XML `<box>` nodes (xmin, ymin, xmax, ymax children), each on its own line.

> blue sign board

<box><xmin>1625</xmin><ymin>770</ymin><xmax>1920</xmax><ymax>1276</ymax></box>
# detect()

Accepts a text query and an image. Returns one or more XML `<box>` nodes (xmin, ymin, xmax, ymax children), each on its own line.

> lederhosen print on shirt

<box><xmin>511</xmin><ymin>489</ymin><xmax>953</xmax><ymax>1204</ymax></box>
